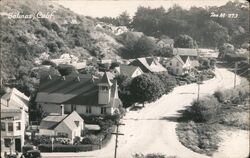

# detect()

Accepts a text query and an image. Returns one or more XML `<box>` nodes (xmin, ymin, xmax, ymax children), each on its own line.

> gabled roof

<box><xmin>39</xmin><ymin>113</ymin><xmax>67</xmax><ymax>130</ymax></box>
<box><xmin>36</xmin><ymin>74</ymin><xmax>97</xmax><ymax>104</ymax></box>
<box><xmin>130</xmin><ymin>57</ymin><xmax>167</xmax><ymax>73</ymax></box>
<box><xmin>36</xmin><ymin>73</ymin><xmax>117</xmax><ymax>105</ymax></box>
<box><xmin>61</xmin><ymin>111</ymin><xmax>83</xmax><ymax>130</ymax></box>
<box><xmin>119</xmin><ymin>65</ymin><xmax>141</xmax><ymax>77</ymax></box>
<box><xmin>173</xmin><ymin>48</ymin><xmax>198</xmax><ymax>57</ymax></box>
<box><xmin>1</xmin><ymin>88</ymin><xmax>29</xmax><ymax>111</ymax></box>
<box><xmin>40</xmin><ymin>111</ymin><xmax>83</xmax><ymax>130</ymax></box>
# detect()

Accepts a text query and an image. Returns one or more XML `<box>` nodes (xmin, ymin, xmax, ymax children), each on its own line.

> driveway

<box><xmin>42</xmin><ymin>68</ymin><xmax>248</xmax><ymax>158</ymax></box>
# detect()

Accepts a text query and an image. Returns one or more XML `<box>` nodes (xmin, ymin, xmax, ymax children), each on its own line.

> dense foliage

<box><xmin>131</xmin><ymin>2</ymin><xmax>249</xmax><ymax>48</ymax></box>
<box><xmin>130</xmin><ymin>74</ymin><xmax>165</xmax><ymax>105</ymax></box>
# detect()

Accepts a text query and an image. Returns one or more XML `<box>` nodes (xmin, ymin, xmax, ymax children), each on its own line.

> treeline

<box><xmin>99</xmin><ymin>1</ymin><xmax>249</xmax><ymax>48</ymax></box>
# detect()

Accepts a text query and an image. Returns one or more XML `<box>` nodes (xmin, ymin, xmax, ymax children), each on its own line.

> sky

<box><xmin>53</xmin><ymin>0</ymin><xmax>241</xmax><ymax>18</ymax></box>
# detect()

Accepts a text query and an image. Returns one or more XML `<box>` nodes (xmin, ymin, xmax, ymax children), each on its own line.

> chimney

<box><xmin>60</xmin><ymin>104</ymin><xmax>64</xmax><ymax>115</ymax></box>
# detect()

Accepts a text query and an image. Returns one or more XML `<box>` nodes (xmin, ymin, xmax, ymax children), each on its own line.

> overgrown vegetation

<box><xmin>176</xmin><ymin>84</ymin><xmax>249</xmax><ymax>155</ymax></box>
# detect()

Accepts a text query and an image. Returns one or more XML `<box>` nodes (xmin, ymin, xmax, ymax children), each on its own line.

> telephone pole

<box><xmin>111</xmin><ymin>123</ymin><xmax>125</xmax><ymax>158</ymax></box>
<box><xmin>234</xmin><ymin>62</ymin><xmax>238</xmax><ymax>88</ymax></box>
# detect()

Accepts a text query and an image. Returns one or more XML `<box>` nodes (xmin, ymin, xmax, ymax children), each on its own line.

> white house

<box><xmin>35</xmin><ymin>73</ymin><xmax>122</xmax><ymax>116</ymax></box>
<box><xmin>1</xmin><ymin>88</ymin><xmax>29</xmax><ymax>125</ymax></box>
<box><xmin>39</xmin><ymin>111</ymin><xmax>84</xmax><ymax>143</ymax></box>
<box><xmin>165</xmin><ymin>55</ymin><xmax>192</xmax><ymax>75</ymax></box>
<box><xmin>114</xmin><ymin>65</ymin><xmax>143</xmax><ymax>78</ymax></box>
<box><xmin>1</xmin><ymin>108</ymin><xmax>26</xmax><ymax>154</ymax></box>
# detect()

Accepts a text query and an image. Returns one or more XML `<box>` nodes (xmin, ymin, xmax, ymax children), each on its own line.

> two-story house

<box><xmin>165</xmin><ymin>55</ymin><xmax>192</xmax><ymax>75</ymax></box>
<box><xmin>35</xmin><ymin>73</ymin><xmax>121</xmax><ymax>116</ymax></box>
<box><xmin>1</xmin><ymin>108</ymin><xmax>26</xmax><ymax>154</ymax></box>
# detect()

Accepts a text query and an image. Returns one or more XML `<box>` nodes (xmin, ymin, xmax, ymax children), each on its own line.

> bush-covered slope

<box><xmin>0</xmin><ymin>0</ymin><xmax>123</xmax><ymax>95</ymax></box>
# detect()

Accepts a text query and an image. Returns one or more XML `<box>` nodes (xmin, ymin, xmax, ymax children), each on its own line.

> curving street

<box><xmin>42</xmin><ymin>68</ymin><xmax>249</xmax><ymax>158</ymax></box>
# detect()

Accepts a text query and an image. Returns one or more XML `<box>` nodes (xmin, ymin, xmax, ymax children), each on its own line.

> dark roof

<box><xmin>39</xmin><ymin>113</ymin><xmax>67</xmax><ymax>129</ymax></box>
<box><xmin>36</xmin><ymin>74</ymin><xmax>97</xmax><ymax>104</ymax></box>
<box><xmin>173</xmin><ymin>48</ymin><xmax>198</xmax><ymax>56</ymax></box>
<box><xmin>36</xmin><ymin>73</ymin><xmax>116</xmax><ymax>105</ymax></box>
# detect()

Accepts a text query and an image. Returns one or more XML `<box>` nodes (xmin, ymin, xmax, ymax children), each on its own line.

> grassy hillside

<box><xmin>0</xmin><ymin>0</ymin><xmax>123</xmax><ymax>95</ymax></box>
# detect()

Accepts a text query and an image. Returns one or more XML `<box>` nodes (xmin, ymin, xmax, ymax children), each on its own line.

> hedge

<box><xmin>38</xmin><ymin>144</ymin><xmax>99</xmax><ymax>152</ymax></box>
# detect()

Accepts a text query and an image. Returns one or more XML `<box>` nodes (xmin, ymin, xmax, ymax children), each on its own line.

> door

<box><xmin>15</xmin><ymin>138</ymin><xmax>21</xmax><ymax>152</ymax></box>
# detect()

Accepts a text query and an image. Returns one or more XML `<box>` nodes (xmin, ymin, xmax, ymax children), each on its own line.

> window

<box><xmin>8</xmin><ymin>123</ymin><xmax>13</xmax><ymax>132</ymax></box>
<box><xmin>86</xmin><ymin>106</ymin><xmax>92</xmax><ymax>114</ymax></box>
<box><xmin>177</xmin><ymin>62</ymin><xmax>179</xmax><ymax>67</ymax></box>
<box><xmin>4</xmin><ymin>138</ymin><xmax>12</xmax><ymax>147</ymax></box>
<box><xmin>101</xmin><ymin>107</ymin><xmax>107</xmax><ymax>114</ymax></box>
<box><xmin>169</xmin><ymin>62</ymin><xmax>172</xmax><ymax>66</ymax></box>
<box><xmin>176</xmin><ymin>68</ymin><xmax>179</xmax><ymax>74</ymax></box>
<box><xmin>16</xmin><ymin>122</ymin><xmax>21</xmax><ymax>131</ymax></box>
<box><xmin>1</xmin><ymin>122</ymin><xmax>5</xmax><ymax>131</ymax></box>
<box><xmin>100</xmin><ymin>86</ymin><xmax>108</xmax><ymax>91</ymax></box>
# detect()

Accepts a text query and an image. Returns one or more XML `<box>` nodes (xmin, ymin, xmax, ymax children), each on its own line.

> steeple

<box><xmin>99</xmin><ymin>72</ymin><xmax>112</xmax><ymax>87</ymax></box>
<box><xmin>98</xmin><ymin>72</ymin><xmax>112</xmax><ymax>105</ymax></box>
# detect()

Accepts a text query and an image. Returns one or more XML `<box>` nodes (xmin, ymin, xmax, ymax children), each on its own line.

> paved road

<box><xmin>42</xmin><ymin>68</ymin><xmax>248</xmax><ymax>158</ymax></box>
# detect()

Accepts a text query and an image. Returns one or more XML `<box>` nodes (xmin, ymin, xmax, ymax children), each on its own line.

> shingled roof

<box><xmin>36</xmin><ymin>73</ymin><xmax>116</xmax><ymax>105</ymax></box>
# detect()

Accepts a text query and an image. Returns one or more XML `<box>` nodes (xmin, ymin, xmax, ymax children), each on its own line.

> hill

<box><xmin>0</xmin><ymin>0</ymin><xmax>124</xmax><ymax>95</ymax></box>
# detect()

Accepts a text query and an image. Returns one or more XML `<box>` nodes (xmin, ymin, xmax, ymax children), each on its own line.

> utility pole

<box><xmin>197</xmin><ymin>82</ymin><xmax>201</xmax><ymax>102</ymax></box>
<box><xmin>111</xmin><ymin>123</ymin><xmax>125</xmax><ymax>158</ymax></box>
<box><xmin>234</xmin><ymin>62</ymin><xmax>238</xmax><ymax>88</ymax></box>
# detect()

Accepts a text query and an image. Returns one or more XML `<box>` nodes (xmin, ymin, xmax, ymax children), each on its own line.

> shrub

<box><xmin>38</xmin><ymin>144</ymin><xmax>95</xmax><ymax>152</ymax></box>
<box><xmin>190</xmin><ymin>96</ymin><xmax>220</xmax><ymax>122</ymax></box>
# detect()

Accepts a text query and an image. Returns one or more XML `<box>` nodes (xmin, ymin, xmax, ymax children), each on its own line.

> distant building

<box><xmin>198</xmin><ymin>49</ymin><xmax>219</xmax><ymax>59</ymax></box>
<box><xmin>35</xmin><ymin>73</ymin><xmax>121</xmax><ymax>116</ymax></box>
<box><xmin>157</xmin><ymin>38</ymin><xmax>174</xmax><ymax>48</ymax></box>
<box><xmin>164</xmin><ymin>55</ymin><xmax>192</xmax><ymax>75</ymax></box>
<box><xmin>129</xmin><ymin>57</ymin><xmax>167</xmax><ymax>73</ymax></box>
<box><xmin>114</xmin><ymin>65</ymin><xmax>143</xmax><ymax>78</ymax></box>
<box><xmin>173</xmin><ymin>48</ymin><xmax>199</xmax><ymax>67</ymax></box>
<box><xmin>1</xmin><ymin>88</ymin><xmax>29</xmax><ymax>125</ymax></box>
<box><xmin>1</xmin><ymin>108</ymin><xmax>26</xmax><ymax>154</ymax></box>
<box><xmin>39</xmin><ymin>111</ymin><xmax>84</xmax><ymax>143</ymax></box>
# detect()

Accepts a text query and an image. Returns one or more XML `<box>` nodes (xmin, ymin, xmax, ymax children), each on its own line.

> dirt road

<box><xmin>42</xmin><ymin>68</ymin><xmax>249</xmax><ymax>158</ymax></box>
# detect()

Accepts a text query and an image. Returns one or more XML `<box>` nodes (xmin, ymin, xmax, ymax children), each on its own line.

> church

<box><xmin>35</xmin><ymin>73</ymin><xmax>121</xmax><ymax>116</ymax></box>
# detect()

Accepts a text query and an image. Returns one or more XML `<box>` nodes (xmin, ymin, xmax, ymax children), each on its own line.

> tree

<box><xmin>117</xmin><ymin>11</ymin><xmax>131</xmax><ymax>27</ymax></box>
<box><xmin>57</xmin><ymin>65</ymin><xmax>78</xmax><ymax>76</ymax></box>
<box><xmin>114</xmin><ymin>74</ymin><xmax>134</xmax><ymax>107</ymax></box>
<box><xmin>130</xmin><ymin>74</ymin><xmax>165</xmax><ymax>106</ymax></box>
<box><xmin>202</xmin><ymin>20</ymin><xmax>229</xmax><ymax>48</ymax></box>
<box><xmin>134</xmin><ymin>35</ymin><xmax>158</xmax><ymax>57</ymax></box>
<box><xmin>218</xmin><ymin>43</ymin><xmax>234</xmax><ymax>59</ymax></box>
<box><xmin>174</xmin><ymin>34</ymin><xmax>197</xmax><ymax>48</ymax></box>
<box><xmin>153</xmin><ymin>72</ymin><xmax>177</xmax><ymax>93</ymax></box>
